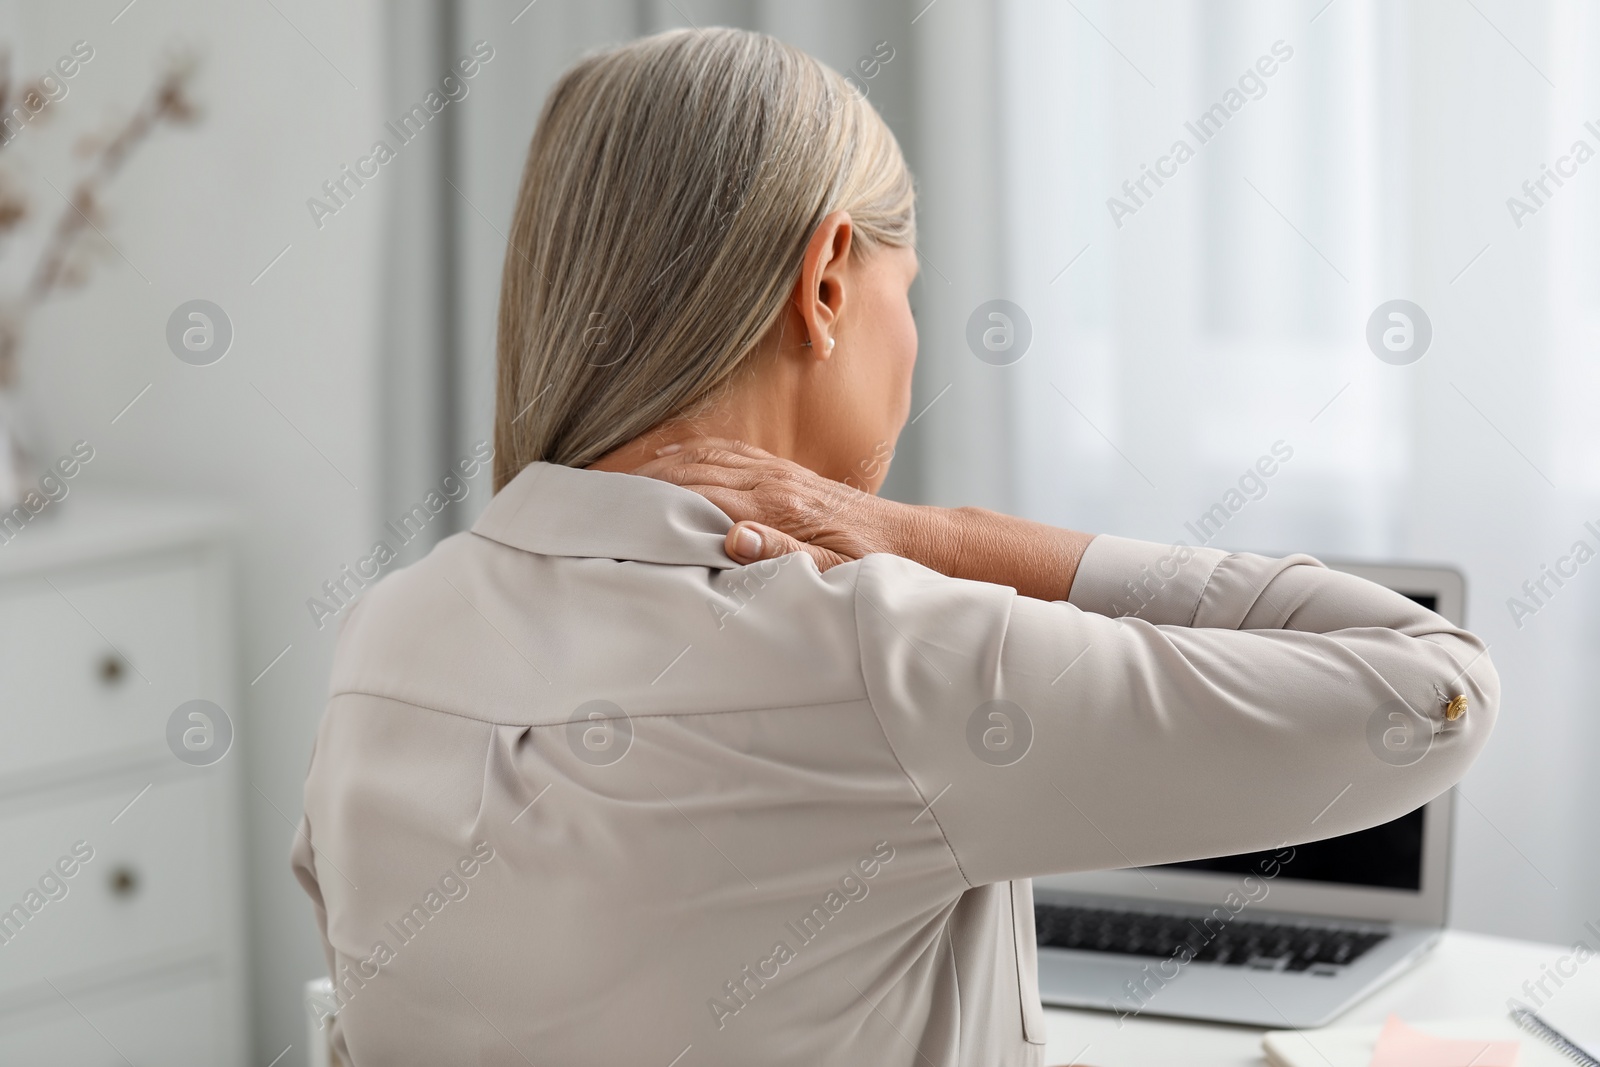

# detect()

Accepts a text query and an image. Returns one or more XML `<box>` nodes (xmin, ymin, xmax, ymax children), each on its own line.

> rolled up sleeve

<box><xmin>847</xmin><ymin>535</ymin><xmax>1499</xmax><ymax>888</ymax></box>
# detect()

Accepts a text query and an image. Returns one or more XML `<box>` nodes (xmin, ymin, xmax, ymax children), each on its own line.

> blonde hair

<box><xmin>493</xmin><ymin>27</ymin><xmax>916</xmax><ymax>488</ymax></box>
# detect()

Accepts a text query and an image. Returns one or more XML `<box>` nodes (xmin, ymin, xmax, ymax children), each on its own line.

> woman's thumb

<box><xmin>726</xmin><ymin>521</ymin><xmax>799</xmax><ymax>564</ymax></box>
<box><xmin>726</xmin><ymin>522</ymin><xmax>851</xmax><ymax>572</ymax></box>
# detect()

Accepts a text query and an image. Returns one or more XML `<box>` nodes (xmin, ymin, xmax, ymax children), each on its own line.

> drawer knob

<box><xmin>98</xmin><ymin>654</ymin><xmax>127</xmax><ymax>686</ymax></box>
<box><xmin>108</xmin><ymin>866</ymin><xmax>139</xmax><ymax>897</ymax></box>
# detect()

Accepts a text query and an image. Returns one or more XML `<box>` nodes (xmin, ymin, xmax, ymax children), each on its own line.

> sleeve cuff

<box><xmin>1066</xmin><ymin>534</ymin><xmax>1228</xmax><ymax>625</ymax></box>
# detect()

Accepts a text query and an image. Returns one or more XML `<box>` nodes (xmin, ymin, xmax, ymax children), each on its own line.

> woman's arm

<box><xmin>637</xmin><ymin>437</ymin><xmax>1499</xmax><ymax>882</ymax></box>
<box><xmin>633</xmin><ymin>438</ymin><xmax>1097</xmax><ymax>601</ymax></box>
<box><xmin>905</xmin><ymin>505</ymin><xmax>1096</xmax><ymax>604</ymax></box>
<box><xmin>837</xmin><ymin>539</ymin><xmax>1498</xmax><ymax>882</ymax></box>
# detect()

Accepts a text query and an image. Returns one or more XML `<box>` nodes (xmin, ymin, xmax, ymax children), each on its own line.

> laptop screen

<box><xmin>1158</xmin><ymin>805</ymin><xmax>1425</xmax><ymax>890</ymax></box>
<box><xmin>1155</xmin><ymin>590</ymin><xmax>1439</xmax><ymax>893</ymax></box>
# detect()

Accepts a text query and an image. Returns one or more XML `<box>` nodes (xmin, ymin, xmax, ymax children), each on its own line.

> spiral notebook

<box><xmin>1512</xmin><ymin>1007</ymin><xmax>1600</xmax><ymax>1066</ymax></box>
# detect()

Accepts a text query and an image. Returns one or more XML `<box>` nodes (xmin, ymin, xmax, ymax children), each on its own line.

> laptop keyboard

<box><xmin>1034</xmin><ymin>903</ymin><xmax>1389</xmax><ymax>972</ymax></box>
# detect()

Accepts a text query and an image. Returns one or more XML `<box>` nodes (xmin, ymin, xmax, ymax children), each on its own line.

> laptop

<box><xmin>1034</xmin><ymin>561</ymin><xmax>1465</xmax><ymax>1029</ymax></box>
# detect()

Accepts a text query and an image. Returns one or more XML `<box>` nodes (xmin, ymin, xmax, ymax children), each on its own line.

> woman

<box><xmin>293</xmin><ymin>27</ymin><xmax>1497</xmax><ymax>1067</ymax></box>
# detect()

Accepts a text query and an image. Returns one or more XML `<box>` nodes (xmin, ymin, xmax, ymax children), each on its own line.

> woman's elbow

<box><xmin>1416</xmin><ymin>631</ymin><xmax>1500</xmax><ymax>789</ymax></box>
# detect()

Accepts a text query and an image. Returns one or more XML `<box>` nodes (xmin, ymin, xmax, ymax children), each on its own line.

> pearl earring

<box><xmin>825</xmin><ymin>337</ymin><xmax>835</xmax><ymax>351</ymax></box>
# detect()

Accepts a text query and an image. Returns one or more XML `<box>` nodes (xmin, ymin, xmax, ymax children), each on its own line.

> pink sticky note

<box><xmin>1368</xmin><ymin>1015</ymin><xmax>1519</xmax><ymax>1067</ymax></box>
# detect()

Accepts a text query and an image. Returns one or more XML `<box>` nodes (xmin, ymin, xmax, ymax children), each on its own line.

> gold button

<box><xmin>1445</xmin><ymin>694</ymin><xmax>1468</xmax><ymax>721</ymax></box>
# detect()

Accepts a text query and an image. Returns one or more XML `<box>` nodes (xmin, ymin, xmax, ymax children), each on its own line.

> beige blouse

<box><xmin>293</xmin><ymin>460</ymin><xmax>1498</xmax><ymax>1066</ymax></box>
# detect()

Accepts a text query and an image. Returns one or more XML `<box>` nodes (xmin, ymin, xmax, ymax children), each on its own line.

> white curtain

<box><xmin>995</xmin><ymin>0</ymin><xmax>1600</xmax><ymax>947</ymax></box>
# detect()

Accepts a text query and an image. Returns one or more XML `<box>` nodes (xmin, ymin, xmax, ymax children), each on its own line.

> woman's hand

<box><xmin>629</xmin><ymin>438</ymin><xmax>929</xmax><ymax>572</ymax></box>
<box><xmin>631</xmin><ymin>437</ymin><xmax>1098</xmax><ymax>602</ymax></box>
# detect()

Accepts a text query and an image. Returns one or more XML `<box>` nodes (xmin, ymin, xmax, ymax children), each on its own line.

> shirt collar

<box><xmin>470</xmin><ymin>461</ymin><xmax>739</xmax><ymax>570</ymax></box>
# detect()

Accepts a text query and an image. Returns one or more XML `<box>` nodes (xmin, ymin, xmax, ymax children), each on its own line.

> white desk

<box><xmin>1042</xmin><ymin>930</ymin><xmax>1597</xmax><ymax>1066</ymax></box>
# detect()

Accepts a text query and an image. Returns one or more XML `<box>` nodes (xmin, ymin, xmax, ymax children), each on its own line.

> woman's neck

<box><xmin>585</xmin><ymin>412</ymin><xmax>788</xmax><ymax>476</ymax></box>
<box><xmin>585</xmin><ymin>366</ymin><xmax>798</xmax><ymax>475</ymax></box>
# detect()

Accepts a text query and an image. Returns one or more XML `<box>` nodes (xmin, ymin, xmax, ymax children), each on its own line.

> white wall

<box><xmin>4</xmin><ymin>1</ymin><xmax>386</xmax><ymax>1062</ymax></box>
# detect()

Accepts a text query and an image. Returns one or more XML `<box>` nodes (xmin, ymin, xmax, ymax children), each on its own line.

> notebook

<box><xmin>1262</xmin><ymin>1016</ymin><xmax>1569</xmax><ymax>1067</ymax></box>
<box><xmin>1529</xmin><ymin>991</ymin><xmax>1600</xmax><ymax>1062</ymax></box>
<box><xmin>1519</xmin><ymin>983</ymin><xmax>1600</xmax><ymax>1065</ymax></box>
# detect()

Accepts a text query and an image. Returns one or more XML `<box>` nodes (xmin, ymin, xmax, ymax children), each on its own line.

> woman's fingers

<box><xmin>724</xmin><ymin>521</ymin><xmax>850</xmax><ymax>572</ymax></box>
<box><xmin>664</xmin><ymin>436</ymin><xmax>777</xmax><ymax>461</ymax></box>
<box><xmin>629</xmin><ymin>439</ymin><xmax>880</xmax><ymax>565</ymax></box>
<box><xmin>636</xmin><ymin>460</ymin><xmax>767</xmax><ymax>491</ymax></box>
<box><xmin>630</xmin><ymin>447</ymin><xmax>765</xmax><ymax>482</ymax></box>
<box><xmin>667</xmin><ymin>484</ymin><xmax>766</xmax><ymax>525</ymax></box>
<box><xmin>639</xmin><ymin>437</ymin><xmax>773</xmax><ymax>472</ymax></box>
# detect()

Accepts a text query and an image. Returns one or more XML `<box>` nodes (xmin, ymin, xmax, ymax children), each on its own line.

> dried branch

<box><xmin>27</xmin><ymin>54</ymin><xmax>199</xmax><ymax>305</ymax></box>
<box><xmin>0</xmin><ymin>52</ymin><xmax>199</xmax><ymax>387</ymax></box>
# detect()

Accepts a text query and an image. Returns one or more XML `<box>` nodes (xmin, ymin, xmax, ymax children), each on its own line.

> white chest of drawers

<box><xmin>0</xmin><ymin>495</ymin><xmax>248</xmax><ymax>1066</ymax></box>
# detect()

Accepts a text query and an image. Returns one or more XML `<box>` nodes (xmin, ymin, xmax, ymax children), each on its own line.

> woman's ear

<box><xmin>794</xmin><ymin>210</ymin><xmax>854</xmax><ymax>357</ymax></box>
